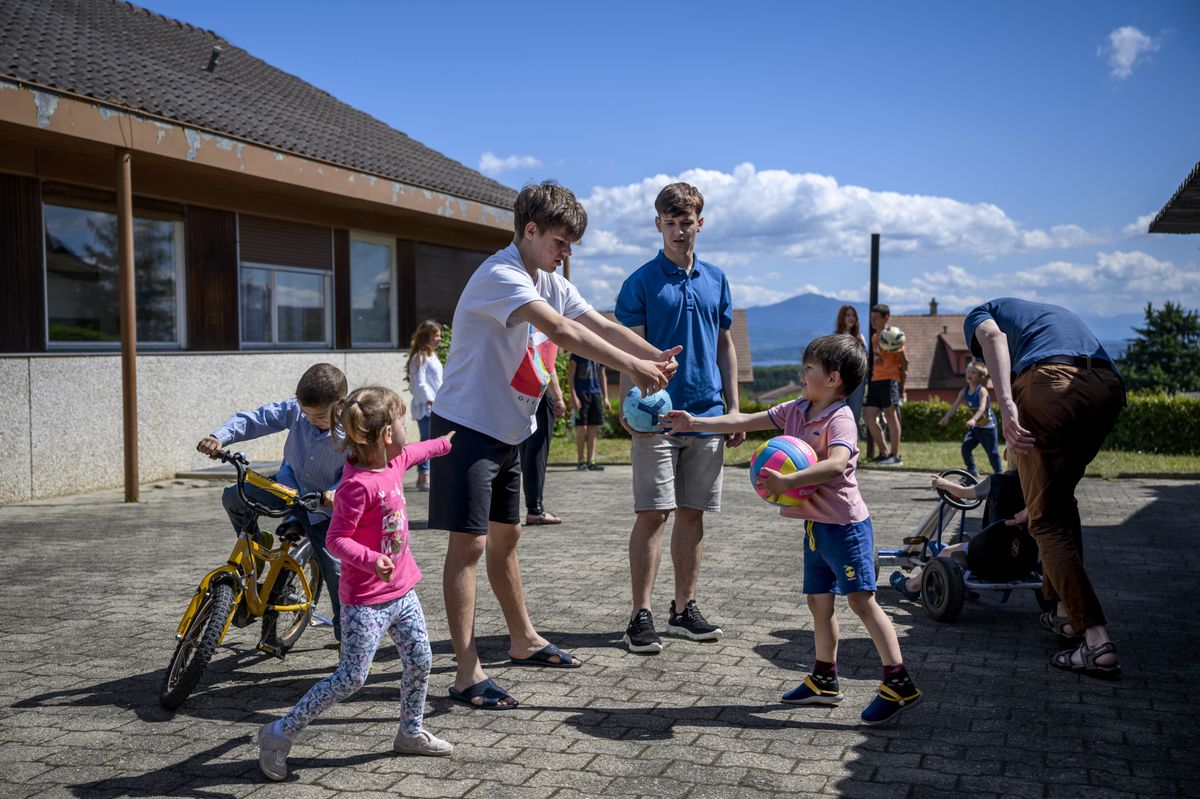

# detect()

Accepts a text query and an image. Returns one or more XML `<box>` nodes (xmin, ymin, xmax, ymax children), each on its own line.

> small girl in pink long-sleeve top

<box><xmin>258</xmin><ymin>385</ymin><xmax>455</xmax><ymax>781</ymax></box>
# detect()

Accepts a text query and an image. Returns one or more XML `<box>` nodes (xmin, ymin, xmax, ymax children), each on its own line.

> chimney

<box><xmin>206</xmin><ymin>45</ymin><xmax>222</xmax><ymax>73</ymax></box>
<box><xmin>928</xmin><ymin>297</ymin><xmax>938</xmax><ymax>316</ymax></box>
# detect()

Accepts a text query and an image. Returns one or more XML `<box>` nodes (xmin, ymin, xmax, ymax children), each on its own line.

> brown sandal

<box><xmin>1050</xmin><ymin>641</ymin><xmax>1121</xmax><ymax>680</ymax></box>
<box><xmin>1038</xmin><ymin>612</ymin><xmax>1081</xmax><ymax>641</ymax></box>
<box><xmin>525</xmin><ymin>512</ymin><xmax>562</xmax><ymax>526</ymax></box>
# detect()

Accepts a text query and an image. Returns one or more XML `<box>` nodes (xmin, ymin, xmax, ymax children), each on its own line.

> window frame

<box><xmin>237</xmin><ymin>262</ymin><xmax>334</xmax><ymax>350</ymax></box>
<box><xmin>348</xmin><ymin>230</ymin><xmax>398</xmax><ymax>349</ymax></box>
<box><xmin>41</xmin><ymin>198</ymin><xmax>187</xmax><ymax>351</ymax></box>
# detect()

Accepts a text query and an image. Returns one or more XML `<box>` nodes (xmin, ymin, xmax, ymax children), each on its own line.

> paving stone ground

<box><xmin>1</xmin><ymin>465</ymin><xmax>1197</xmax><ymax>798</ymax></box>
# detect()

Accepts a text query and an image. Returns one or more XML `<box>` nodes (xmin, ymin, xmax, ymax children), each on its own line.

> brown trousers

<box><xmin>1012</xmin><ymin>364</ymin><xmax>1125</xmax><ymax>632</ymax></box>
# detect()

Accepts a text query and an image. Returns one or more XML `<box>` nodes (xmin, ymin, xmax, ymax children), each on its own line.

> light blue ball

<box><xmin>622</xmin><ymin>387</ymin><xmax>673</xmax><ymax>433</ymax></box>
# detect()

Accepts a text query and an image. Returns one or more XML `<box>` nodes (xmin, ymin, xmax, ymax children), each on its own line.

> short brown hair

<box><xmin>870</xmin><ymin>304</ymin><xmax>891</xmax><ymax>318</ymax></box>
<box><xmin>655</xmin><ymin>182</ymin><xmax>704</xmax><ymax>217</ymax></box>
<box><xmin>295</xmin><ymin>363</ymin><xmax>348</xmax><ymax>408</ymax></box>
<box><xmin>513</xmin><ymin>181</ymin><xmax>587</xmax><ymax>240</ymax></box>
<box><xmin>803</xmin><ymin>335</ymin><xmax>868</xmax><ymax>397</ymax></box>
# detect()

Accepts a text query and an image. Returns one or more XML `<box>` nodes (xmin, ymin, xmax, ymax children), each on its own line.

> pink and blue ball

<box><xmin>749</xmin><ymin>435</ymin><xmax>819</xmax><ymax>506</ymax></box>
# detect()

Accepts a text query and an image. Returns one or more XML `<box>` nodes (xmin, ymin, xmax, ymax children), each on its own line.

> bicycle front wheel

<box><xmin>263</xmin><ymin>541</ymin><xmax>323</xmax><ymax>651</ymax></box>
<box><xmin>159</xmin><ymin>581</ymin><xmax>236</xmax><ymax>710</ymax></box>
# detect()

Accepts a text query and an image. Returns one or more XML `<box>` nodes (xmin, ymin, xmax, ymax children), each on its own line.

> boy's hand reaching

<box><xmin>630</xmin><ymin>345</ymin><xmax>683</xmax><ymax>396</ymax></box>
<box><xmin>755</xmin><ymin>467</ymin><xmax>790</xmax><ymax>498</ymax></box>
<box><xmin>196</xmin><ymin>435</ymin><xmax>221</xmax><ymax>458</ymax></box>
<box><xmin>660</xmin><ymin>409</ymin><xmax>695</xmax><ymax>434</ymax></box>
<box><xmin>937</xmin><ymin>415</ymin><xmax>950</xmax><ymax>427</ymax></box>
<box><xmin>965</xmin><ymin>418</ymin><xmax>977</xmax><ymax>429</ymax></box>
<box><xmin>374</xmin><ymin>554</ymin><xmax>395</xmax><ymax>582</ymax></box>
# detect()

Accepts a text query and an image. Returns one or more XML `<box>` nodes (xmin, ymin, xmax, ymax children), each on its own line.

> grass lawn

<box><xmin>550</xmin><ymin>436</ymin><xmax>1200</xmax><ymax>478</ymax></box>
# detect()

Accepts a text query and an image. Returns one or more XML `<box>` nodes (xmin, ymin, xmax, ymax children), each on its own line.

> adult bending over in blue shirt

<box><xmin>965</xmin><ymin>299</ymin><xmax>1125</xmax><ymax>680</ymax></box>
<box><xmin>197</xmin><ymin>362</ymin><xmax>348</xmax><ymax>642</ymax></box>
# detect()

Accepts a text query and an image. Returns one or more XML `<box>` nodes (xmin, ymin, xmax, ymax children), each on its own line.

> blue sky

<box><xmin>139</xmin><ymin>0</ymin><xmax>1200</xmax><ymax>319</ymax></box>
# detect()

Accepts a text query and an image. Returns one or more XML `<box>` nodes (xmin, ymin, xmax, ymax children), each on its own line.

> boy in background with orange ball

<box><xmin>663</xmin><ymin>335</ymin><xmax>920</xmax><ymax>724</ymax></box>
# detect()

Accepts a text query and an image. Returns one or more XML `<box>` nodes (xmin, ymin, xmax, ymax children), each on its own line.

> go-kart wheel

<box><xmin>936</xmin><ymin>469</ymin><xmax>983</xmax><ymax>511</ymax></box>
<box><xmin>922</xmin><ymin>557</ymin><xmax>966</xmax><ymax>623</ymax></box>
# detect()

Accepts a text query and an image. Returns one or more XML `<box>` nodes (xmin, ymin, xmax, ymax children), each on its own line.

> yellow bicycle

<box><xmin>159</xmin><ymin>450</ymin><xmax>325</xmax><ymax>710</ymax></box>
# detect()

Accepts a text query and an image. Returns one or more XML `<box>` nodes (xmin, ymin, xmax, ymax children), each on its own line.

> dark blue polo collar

<box><xmin>655</xmin><ymin>249</ymin><xmax>703</xmax><ymax>278</ymax></box>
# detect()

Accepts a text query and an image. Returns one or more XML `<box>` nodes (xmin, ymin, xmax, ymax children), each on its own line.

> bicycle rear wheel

<box><xmin>159</xmin><ymin>581</ymin><xmax>236</xmax><ymax>710</ymax></box>
<box><xmin>262</xmin><ymin>541</ymin><xmax>323</xmax><ymax>651</ymax></box>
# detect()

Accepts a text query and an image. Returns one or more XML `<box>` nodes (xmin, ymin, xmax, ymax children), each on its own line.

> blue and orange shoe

<box><xmin>782</xmin><ymin>673</ymin><xmax>844</xmax><ymax>705</ymax></box>
<box><xmin>889</xmin><ymin>570</ymin><xmax>922</xmax><ymax>601</ymax></box>
<box><xmin>861</xmin><ymin>673</ymin><xmax>922</xmax><ymax>725</ymax></box>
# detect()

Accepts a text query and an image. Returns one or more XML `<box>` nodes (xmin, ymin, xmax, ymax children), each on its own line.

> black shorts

<box><xmin>428</xmin><ymin>414</ymin><xmax>521</xmax><ymax>535</ymax></box>
<box><xmin>865</xmin><ymin>379</ymin><xmax>900</xmax><ymax>408</ymax></box>
<box><xmin>575</xmin><ymin>392</ymin><xmax>604</xmax><ymax>426</ymax></box>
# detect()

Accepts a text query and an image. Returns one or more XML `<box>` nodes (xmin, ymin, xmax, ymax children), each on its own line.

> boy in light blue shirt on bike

<box><xmin>197</xmin><ymin>362</ymin><xmax>347</xmax><ymax>641</ymax></box>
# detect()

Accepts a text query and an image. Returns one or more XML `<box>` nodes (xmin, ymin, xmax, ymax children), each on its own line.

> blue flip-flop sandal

<box><xmin>509</xmin><ymin>642</ymin><xmax>582</xmax><ymax>669</ymax></box>
<box><xmin>448</xmin><ymin>678</ymin><xmax>519</xmax><ymax>709</ymax></box>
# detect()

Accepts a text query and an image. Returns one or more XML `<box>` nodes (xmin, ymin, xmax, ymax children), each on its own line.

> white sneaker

<box><xmin>258</xmin><ymin>721</ymin><xmax>292</xmax><ymax>781</ymax></box>
<box><xmin>392</xmin><ymin>728</ymin><xmax>453</xmax><ymax>756</ymax></box>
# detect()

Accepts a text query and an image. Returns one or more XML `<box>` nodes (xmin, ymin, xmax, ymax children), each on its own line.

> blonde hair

<box><xmin>331</xmin><ymin>385</ymin><xmax>407</xmax><ymax>464</ymax></box>
<box><xmin>968</xmin><ymin>361</ymin><xmax>989</xmax><ymax>379</ymax></box>
<box><xmin>405</xmin><ymin>320</ymin><xmax>442</xmax><ymax>384</ymax></box>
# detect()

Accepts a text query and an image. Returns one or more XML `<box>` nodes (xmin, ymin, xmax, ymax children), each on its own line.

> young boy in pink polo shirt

<box><xmin>663</xmin><ymin>335</ymin><xmax>920</xmax><ymax>725</ymax></box>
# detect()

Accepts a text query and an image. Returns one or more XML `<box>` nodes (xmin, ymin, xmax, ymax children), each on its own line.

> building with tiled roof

<box><xmin>0</xmin><ymin>0</ymin><xmax>525</xmax><ymax>501</ymax></box>
<box><xmin>886</xmin><ymin>300</ymin><xmax>973</xmax><ymax>402</ymax></box>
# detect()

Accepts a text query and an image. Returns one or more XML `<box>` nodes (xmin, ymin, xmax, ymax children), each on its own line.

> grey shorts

<box><xmin>631</xmin><ymin>434</ymin><xmax>724</xmax><ymax>513</ymax></box>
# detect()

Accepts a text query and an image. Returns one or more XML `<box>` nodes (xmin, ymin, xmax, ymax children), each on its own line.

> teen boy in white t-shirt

<box><xmin>429</xmin><ymin>181</ymin><xmax>681</xmax><ymax>709</ymax></box>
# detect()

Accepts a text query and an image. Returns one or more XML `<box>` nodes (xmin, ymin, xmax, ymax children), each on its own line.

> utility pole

<box><xmin>117</xmin><ymin>148</ymin><xmax>139</xmax><ymax>502</ymax></box>
<box><xmin>866</xmin><ymin>233</ymin><xmax>880</xmax><ymax>461</ymax></box>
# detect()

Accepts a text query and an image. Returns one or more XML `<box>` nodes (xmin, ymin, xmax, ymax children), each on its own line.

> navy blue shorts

<box><xmin>802</xmin><ymin>518</ymin><xmax>877</xmax><ymax>595</ymax></box>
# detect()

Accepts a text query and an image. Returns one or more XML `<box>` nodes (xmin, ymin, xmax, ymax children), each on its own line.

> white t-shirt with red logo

<box><xmin>434</xmin><ymin>243</ymin><xmax>591</xmax><ymax>445</ymax></box>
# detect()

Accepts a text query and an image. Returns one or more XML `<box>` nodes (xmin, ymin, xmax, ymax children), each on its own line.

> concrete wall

<box><xmin>0</xmin><ymin>351</ymin><xmax>415</xmax><ymax>504</ymax></box>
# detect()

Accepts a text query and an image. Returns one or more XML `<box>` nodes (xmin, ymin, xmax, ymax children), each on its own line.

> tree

<box><xmin>1116</xmin><ymin>302</ymin><xmax>1200</xmax><ymax>394</ymax></box>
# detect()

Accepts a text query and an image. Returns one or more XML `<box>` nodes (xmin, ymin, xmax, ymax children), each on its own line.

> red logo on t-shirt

<box><xmin>510</xmin><ymin>325</ymin><xmax>558</xmax><ymax>398</ymax></box>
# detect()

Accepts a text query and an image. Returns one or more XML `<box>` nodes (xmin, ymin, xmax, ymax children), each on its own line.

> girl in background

<box><xmin>406</xmin><ymin>320</ymin><xmax>444</xmax><ymax>491</ymax></box>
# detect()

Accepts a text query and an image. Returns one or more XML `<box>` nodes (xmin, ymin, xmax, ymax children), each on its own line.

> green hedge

<box><xmin>900</xmin><ymin>395</ymin><xmax>1200</xmax><ymax>455</ymax></box>
<box><xmin>1106</xmin><ymin>393</ymin><xmax>1200</xmax><ymax>455</ymax></box>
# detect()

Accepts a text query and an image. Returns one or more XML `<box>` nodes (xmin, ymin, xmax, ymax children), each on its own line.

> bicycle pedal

<box><xmin>256</xmin><ymin>641</ymin><xmax>284</xmax><ymax>659</ymax></box>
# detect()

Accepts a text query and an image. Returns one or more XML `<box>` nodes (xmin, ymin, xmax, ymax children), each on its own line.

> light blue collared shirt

<box><xmin>212</xmin><ymin>398</ymin><xmax>344</xmax><ymax>524</ymax></box>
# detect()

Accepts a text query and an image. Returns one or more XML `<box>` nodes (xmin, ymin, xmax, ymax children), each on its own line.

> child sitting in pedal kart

<box><xmin>890</xmin><ymin>470</ymin><xmax>1035</xmax><ymax>599</ymax></box>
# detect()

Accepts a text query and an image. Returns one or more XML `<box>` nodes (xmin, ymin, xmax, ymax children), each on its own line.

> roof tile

<box><xmin>0</xmin><ymin>0</ymin><xmax>518</xmax><ymax>210</ymax></box>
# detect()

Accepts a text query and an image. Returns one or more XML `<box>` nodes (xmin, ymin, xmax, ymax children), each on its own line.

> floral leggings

<box><xmin>279</xmin><ymin>590</ymin><xmax>430</xmax><ymax>739</ymax></box>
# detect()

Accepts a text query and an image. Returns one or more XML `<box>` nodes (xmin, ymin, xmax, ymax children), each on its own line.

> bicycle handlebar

<box><xmin>214</xmin><ymin>449</ymin><xmax>324</xmax><ymax>518</ymax></box>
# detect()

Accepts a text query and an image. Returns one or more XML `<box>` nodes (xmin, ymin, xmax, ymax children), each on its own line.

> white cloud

<box><xmin>876</xmin><ymin>250</ymin><xmax>1199</xmax><ymax>316</ymax></box>
<box><xmin>1122</xmin><ymin>212</ymin><xmax>1155</xmax><ymax>238</ymax></box>
<box><xmin>478</xmin><ymin>151</ymin><xmax>542</xmax><ymax>176</ymax></box>
<box><xmin>575</xmin><ymin>162</ymin><xmax>1101</xmax><ymax>272</ymax></box>
<box><xmin>1100</xmin><ymin>26</ymin><xmax>1160</xmax><ymax>79</ymax></box>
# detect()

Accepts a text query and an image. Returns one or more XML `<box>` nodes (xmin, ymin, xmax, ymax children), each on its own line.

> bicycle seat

<box><xmin>275</xmin><ymin>520</ymin><xmax>307</xmax><ymax>543</ymax></box>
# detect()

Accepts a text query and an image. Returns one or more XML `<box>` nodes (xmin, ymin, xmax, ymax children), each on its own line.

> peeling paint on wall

<box><xmin>152</xmin><ymin>121</ymin><xmax>172</xmax><ymax>143</ymax></box>
<box><xmin>210</xmin><ymin>134</ymin><xmax>235</xmax><ymax>151</ymax></box>
<box><xmin>0</xmin><ymin>79</ymin><xmax>18</xmax><ymax>91</ymax></box>
<box><xmin>32</xmin><ymin>91</ymin><xmax>59</xmax><ymax>128</ymax></box>
<box><xmin>96</xmin><ymin>105</ymin><xmax>117</xmax><ymax>121</ymax></box>
<box><xmin>184</xmin><ymin>128</ymin><xmax>201</xmax><ymax>161</ymax></box>
<box><xmin>391</xmin><ymin>181</ymin><xmax>402</xmax><ymax>204</ymax></box>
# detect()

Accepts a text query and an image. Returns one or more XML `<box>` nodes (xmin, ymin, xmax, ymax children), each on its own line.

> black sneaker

<box><xmin>623</xmin><ymin>608</ymin><xmax>663</xmax><ymax>653</ymax></box>
<box><xmin>665</xmin><ymin>600</ymin><xmax>723</xmax><ymax>641</ymax></box>
<box><xmin>587</xmin><ymin>461</ymin><xmax>605</xmax><ymax>471</ymax></box>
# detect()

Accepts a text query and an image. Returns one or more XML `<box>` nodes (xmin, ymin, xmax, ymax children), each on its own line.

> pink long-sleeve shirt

<box><xmin>325</xmin><ymin>438</ymin><xmax>450</xmax><ymax>606</ymax></box>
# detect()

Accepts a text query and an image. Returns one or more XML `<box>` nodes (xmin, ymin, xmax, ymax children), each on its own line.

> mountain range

<box><xmin>744</xmin><ymin>294</ymin><xmax>1141</xmax><ymax>366</ymax></box>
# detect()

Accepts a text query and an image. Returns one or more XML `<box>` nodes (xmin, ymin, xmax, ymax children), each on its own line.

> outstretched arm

<box><xmin>662</xmin><ymin>408</ymin><xmax>775</xmax><ymax>435</ymax></box>
<box><xmin>973</xmin><ymin>319</ymin><xmax>1034</xmax><ymax>453</ymax></box>
<box><xmin>716</xmin><ymin>329</ymin><xmax>745</xmax><ymax>448</ymax></box>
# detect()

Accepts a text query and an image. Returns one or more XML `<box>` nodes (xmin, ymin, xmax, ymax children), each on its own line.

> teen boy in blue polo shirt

<box><xmin>615</xmin><ymin>182</ymin><xmax>743</xmax><ymax>653</ymax></box>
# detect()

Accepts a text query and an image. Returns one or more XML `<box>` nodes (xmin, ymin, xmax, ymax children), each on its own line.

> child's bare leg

<box><xmin>806</xmin><ymin>593</ymin><xmax>839</xmax><ymax>663</ymax></box>
<box><xmin>864</xmin><ymin>408</ymin><xmax>888</xmax><ymax>456</ymax></box>
<box><xmin>846</xmin><ymin>592</ymin><xmax>901</xmax><ymax>666</ymax></box>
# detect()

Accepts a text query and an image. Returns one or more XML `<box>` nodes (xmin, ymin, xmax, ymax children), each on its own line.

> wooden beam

<box><xmin>116</xmin><ymin>149</ymin><xmax>139</xmax><ymax>502</ymax></box>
